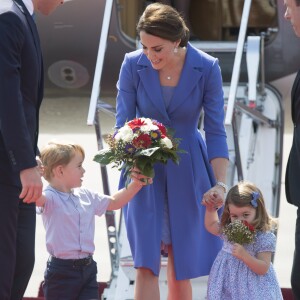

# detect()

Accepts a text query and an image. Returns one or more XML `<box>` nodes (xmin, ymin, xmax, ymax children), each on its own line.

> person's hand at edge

<box><xmin>20</xmin><ymin>167</ymin><xmax>43</xmax><ymax>203</ymax></box>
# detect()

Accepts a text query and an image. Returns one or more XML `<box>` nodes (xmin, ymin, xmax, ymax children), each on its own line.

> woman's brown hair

<box><xmin>136</xmin><ymin>3</ymin><xmax>190</xmax><ymax>47</ymax></box>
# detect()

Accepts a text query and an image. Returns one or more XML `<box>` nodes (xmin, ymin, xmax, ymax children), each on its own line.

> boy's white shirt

<box><xmin>40</xmin><ymin>185</ymin><xmax>110</xmax><ymax>259</ymax></box>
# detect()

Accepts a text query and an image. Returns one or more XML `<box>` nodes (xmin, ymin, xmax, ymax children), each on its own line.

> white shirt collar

<box><xmin>22</xmin><ymin>0</ymin><xmax>34</xmax><ymax>15</ymax></box>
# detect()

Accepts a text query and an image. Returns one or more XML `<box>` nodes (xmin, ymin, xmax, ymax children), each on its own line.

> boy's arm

<box><xmin>107</xmin><ymin>169</ymin><xmax>152</xmax><ymax>210</ymax></box>
<box><xmin>35</xmin><ymin>193</ymin><xmax>47</xmax><ymax>207</ymax></box>
<box><xmin>107</xmin><ymin>181</ymin><xmax>143</xmax><ymax>210</ymax></box>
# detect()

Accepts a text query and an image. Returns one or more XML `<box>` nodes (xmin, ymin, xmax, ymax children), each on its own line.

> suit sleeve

<box><xmin>0</xmin><ymin>12</ymin><xmax>37</xmax><ymax>172</ymax></box>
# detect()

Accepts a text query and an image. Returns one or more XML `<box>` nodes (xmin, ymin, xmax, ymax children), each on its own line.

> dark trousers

<box><xmin>0</xmin><ymin>184</ymin><xmax>36</xmax><ymax>300</ymax></box>
<box><xmin>292</xmin><ymin>207</ymin><xmax>300</xmax><ymax>300</ymax></box>
<box><xmin>43</xmin><ymin>257</ymin><xmax>99</xmax><ymax>300</ymax></box>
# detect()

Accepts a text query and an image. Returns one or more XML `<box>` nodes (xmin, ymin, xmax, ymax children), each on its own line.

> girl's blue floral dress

<box><xmin>207</xmin><ymin>231</ymin><xmax>283</xmax><ymax>300</ymax></box>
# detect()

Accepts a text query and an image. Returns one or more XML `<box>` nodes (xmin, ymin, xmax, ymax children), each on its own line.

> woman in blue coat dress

<box><xmin>115</xmin><ymin>3</ymin><xmax>229</xmax><ymax>299</ymax></box>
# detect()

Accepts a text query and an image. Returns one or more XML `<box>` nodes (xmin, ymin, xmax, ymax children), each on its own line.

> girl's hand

<box><xmin>201</xmin><ymin>185</ymin><xmax>225</xmax><ymax>209</ymax></box>
<box><xmin>232</xmin><ymin>243</ymin><xmax>247</xmax><ymax>260</ymax></box>
<box><xmin>130</xmin><ymin>167</ymin><xmax>153</xmax><ymax>186</ymax></box>
<box><xmin>201</xmin><ymin>199</ymin><xmax>218</xmax><ymax>212</ymax></box>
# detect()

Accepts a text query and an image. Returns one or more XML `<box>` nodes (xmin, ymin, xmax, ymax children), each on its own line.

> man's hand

<box><xmin>19</xmin><ymin>167</ymin><xmax>43</xmax><ymax>203</ymax></box>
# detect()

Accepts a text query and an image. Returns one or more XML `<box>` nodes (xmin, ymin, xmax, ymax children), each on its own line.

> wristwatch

<box><xmin>215</xmin><ymin>181</ymin><xmax>228</xmax><ymax>193</ymax></box>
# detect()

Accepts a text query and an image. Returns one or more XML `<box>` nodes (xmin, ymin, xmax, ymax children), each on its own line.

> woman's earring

<box><xmin>174</xmin><ymin>47</ymin><xmax>178</xmax><ymax>54</ymax></box>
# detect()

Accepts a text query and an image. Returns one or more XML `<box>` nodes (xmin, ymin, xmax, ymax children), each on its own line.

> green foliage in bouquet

<box><xmin>222</xmin><ymin>220</ymin><xmax>256</xmax><ymax>245</ymax></box>
<box><xmin>93</xmin><ymin>118</ymin><xmax>185</xmax><ymax>186</ymax></box>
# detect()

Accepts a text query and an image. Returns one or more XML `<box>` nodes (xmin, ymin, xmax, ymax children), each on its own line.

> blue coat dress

<box><xmin>115</xmin><ymin>43</ymin><xmax>229</xmax><ymax>280</ymax></box>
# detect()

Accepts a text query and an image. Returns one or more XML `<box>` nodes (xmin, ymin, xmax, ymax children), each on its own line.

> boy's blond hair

<box><xmin>41</xmin><ymin>142</ymin><xmax>85</xmax><ymax>181</ymax></box>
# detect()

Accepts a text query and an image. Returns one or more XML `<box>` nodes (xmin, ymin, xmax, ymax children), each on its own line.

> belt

<box><xmin>49</xmin><ymin>255</ymin><xmax>93</xmax><ymax>267</ymax></box>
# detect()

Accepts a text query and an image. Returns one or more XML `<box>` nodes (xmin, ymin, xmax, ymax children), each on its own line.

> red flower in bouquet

<box><xmin>93</xmin><ymin>118</ymin><xmax>185</xmax><ymax>186</ymax></box>
<box><xmin>127</xmin><ymin>118</ymin><xmax>145</xmax><ymax>130</ymax></box>
<box><xmin>155</xmin><ymin>123</ymin><xmax>167</xmax><ymax>136</ymax></box>
<box><xmin>243</xmin><ymin>220</ymin><xmax>255</xmax><ymax>232</ymax></box>
<box><xmin>132</xmin><ymin>134</ymin><xmax>152</xmax><ymax>149</ymax></box>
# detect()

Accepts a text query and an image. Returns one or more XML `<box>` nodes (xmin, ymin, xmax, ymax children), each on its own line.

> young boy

<box><xmin>32</xmin><ymin>141</ymin><xmax>151</xmax><ymax>300</ymax></box>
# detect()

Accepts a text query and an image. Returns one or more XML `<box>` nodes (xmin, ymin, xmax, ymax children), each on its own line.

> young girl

<box><xmin>203</xmin><ymin>181</ymin><xmax>283</xmax><ymax>300</ymax></box>
<box><xmin>30</xmin><ymin>141</ymin><xmax>152</xmax><ymax>300</ymax></box>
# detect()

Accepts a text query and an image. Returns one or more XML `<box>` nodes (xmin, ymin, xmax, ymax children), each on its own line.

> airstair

<box><xmin>87</xmin><ymin>0</ymin><xmax>284</xmax><ymax>298</ymax></box>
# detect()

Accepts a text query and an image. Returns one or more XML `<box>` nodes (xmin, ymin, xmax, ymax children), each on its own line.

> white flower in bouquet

<box><xmin>140</xmin><ymin>123</ymin><xmax>158</xmax><ymax>132</ymax></box>
<box><xmin>114</xmin><ymin>125</ymin><xmax>134</xmax><ymax>142</ymax></box>
<box><xmin>160</xmin><ymin>137</ymin><xmax>173</xmax><ymax>149</ymax></box>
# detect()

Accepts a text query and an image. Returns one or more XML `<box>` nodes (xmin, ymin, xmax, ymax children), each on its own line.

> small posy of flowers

<box><xmin>93</xmin><ymin>118</ymin><xmax>184</xmax><ymax>186</ymax></box>
<box><xmin>222</xmin><ymin>220</ymin><xmax>256</xmax><ymax>245</ymax></box>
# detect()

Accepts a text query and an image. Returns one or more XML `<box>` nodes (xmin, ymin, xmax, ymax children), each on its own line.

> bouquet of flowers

<box><xmin>93</xmin><ymin>118</ymin><xmax>184</xmax><ymax>186</ymax></box>
<box><xmin>222</xmin><ymin>220</ymin><xmax>256</xmax><ymax>245</ymax></box>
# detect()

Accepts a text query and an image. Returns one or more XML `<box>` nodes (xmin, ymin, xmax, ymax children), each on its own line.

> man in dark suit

<box><xmin>0</xmin><ymin>1</ymin><xmax>63</xmax><ymax>299</ymax></box>
<box><xmin>284</xmin><ymin>0</ymin><xmax>300</xmax><ymax>299</ymax></box>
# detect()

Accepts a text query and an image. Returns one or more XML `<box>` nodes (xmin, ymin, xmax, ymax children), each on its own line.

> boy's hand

<box><xmin>36</xmin><ymin>156</ymin><xmax>44</xmax><ymax>176</ymax></box>
<box><xmin>130</xmin><ymin>167</ymin><xmax>153</xmax><ymax>186</ymax></box>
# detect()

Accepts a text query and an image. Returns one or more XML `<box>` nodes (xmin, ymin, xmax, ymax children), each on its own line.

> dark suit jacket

<box><xmin>0</xmin><ymin>0</ymin><xmax>43</xmax><ymax>187</ymax></box>
<box><xmin>285</xmin><ymin>70</ymin><xmax>300</xmax><ymax>207</ymax></box>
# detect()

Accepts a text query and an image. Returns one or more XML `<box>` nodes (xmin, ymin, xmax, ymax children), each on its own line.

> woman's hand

<box><xmin>130</xmin><ymin>167</ymin><xmax>153</xmax><ymax>186</ymax></box>
<box><xmin>201</xmin><ymin>185</ymin><xmax>225</xmax><ymax>210</ymax></box>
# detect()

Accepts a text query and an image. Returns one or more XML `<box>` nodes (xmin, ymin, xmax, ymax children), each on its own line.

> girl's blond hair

<box><xmin>221</xmin><ymin>181</ymin><xmax>277</xmax><ymax>231</ymax></box>
<box><xmin>41</xmin><ymin>141</ymin><xmax>85</xmax><ymax>181</ymax></box>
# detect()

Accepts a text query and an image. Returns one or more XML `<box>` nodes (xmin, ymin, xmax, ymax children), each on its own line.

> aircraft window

<box><xmin>190</xmin><ymin>0</ymin><xmax>278</xmax><ymax>41</ymax></box>
<box><xmin>117</xmin><ymin>0</ymin><xmax>278</xmax><ymax>43</ymax></box>
<box><xmin>118</xmin><ymin>0</ymin><xmax>144</xmax><ymax>39</ymax></box>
